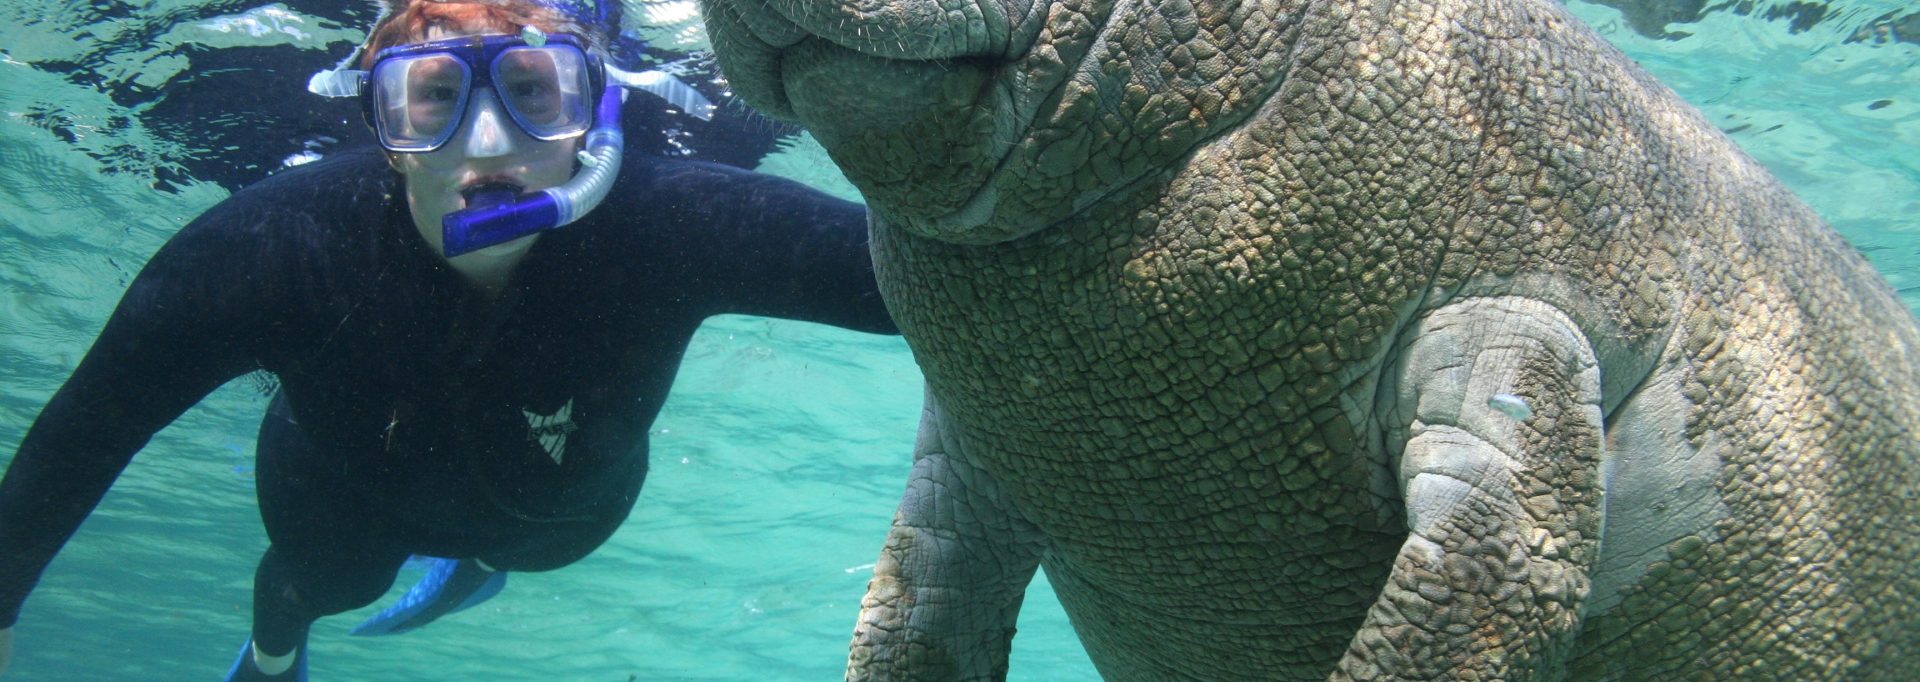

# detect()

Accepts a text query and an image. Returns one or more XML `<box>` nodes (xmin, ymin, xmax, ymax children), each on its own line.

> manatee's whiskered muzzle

<box><xmin>699</xmin><ymin>0</ymin><xmax>1118</xmax><ymax>241</ymax></box>
<box><xmin>705</xmin><ymin>0</ymin><xmax>1019</xmax><ymax>63</ymax></box>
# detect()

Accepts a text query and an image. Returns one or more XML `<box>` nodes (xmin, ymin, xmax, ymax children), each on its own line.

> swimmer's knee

<box><xmin>479</xmin><ymin>541</ymin><xmax>599</xmax><ymax>572</ymax></box>
<box><xmin>480</xmin><ymin>516</ymin><xmax>623</xmax><ymax>572</ymax></box>
<box><xmin>477</xmin><ymin>553</ymin><xmax>572</xmax><ymax>573</ymax></box>
<box><xmin>257</xmin><ymin>549</ymin><xmax>408</xmax><ymax>617</ymax></box>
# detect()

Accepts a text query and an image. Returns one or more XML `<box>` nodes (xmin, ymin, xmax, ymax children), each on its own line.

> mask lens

<box><xmin>493</xmin><ymin>46</ymin><xmax>592</xmax><ymax>140</ymax></box>
<box><xmin>371</xmin><ymin>54</ymin><xmax>471</xmax><ymax>151</ymax></box>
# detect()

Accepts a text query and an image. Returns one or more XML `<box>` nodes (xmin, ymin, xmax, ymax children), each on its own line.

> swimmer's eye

<box><xmin>508</xmin><ymin>80</ymin><xmax>550</xmax><ymax>99</ymax></box>
<box><xmin>421</xmin><ymin>85</ymin><xmax>462</xmax><ymax>103</ymax></box>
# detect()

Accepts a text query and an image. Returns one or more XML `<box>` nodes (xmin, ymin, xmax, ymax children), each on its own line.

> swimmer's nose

<box><xmin>460</xmin><ymin>90</ymin><xmax>517</xmax><ymax>158</ymax></box>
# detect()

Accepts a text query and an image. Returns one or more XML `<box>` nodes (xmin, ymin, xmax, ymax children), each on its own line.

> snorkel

<box><xmin>440</xmin><ymin>78</ymin><xmax>625</xmax><ymax>257</ymax></box>
<box><xmin>440</xmin><ymin>0</ymin><xmax>625</xmax><ymax>256</ymax></box>
<box><xmin>307</xmin><ymin>0</ymin><xmax>715</xmax><ymax>257</ymax></box>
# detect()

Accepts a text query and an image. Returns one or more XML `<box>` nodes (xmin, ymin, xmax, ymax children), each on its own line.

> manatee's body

<box><xmin>701</xmin><ymin>0</ymin><xmax>1920</xmax><ymax>678</ymax></box>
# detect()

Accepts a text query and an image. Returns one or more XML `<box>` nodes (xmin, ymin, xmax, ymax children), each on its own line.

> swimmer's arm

<box><xmin>659</xmin><ymin>163</ymin><xmax>897</xmax><ymax>335</ymax></box>
<box><xmin>0</xmin><ymin>209</ymin><xmax>272</xmax><ymax>635</ymax></box>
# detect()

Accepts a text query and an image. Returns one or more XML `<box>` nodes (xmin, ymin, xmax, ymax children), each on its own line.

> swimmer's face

<box><xmin>388</xmin><ymin>25</ymin><xmax>581</xmax><ymax>261</ymax></box>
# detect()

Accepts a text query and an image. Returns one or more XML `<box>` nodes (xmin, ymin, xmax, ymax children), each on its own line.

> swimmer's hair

<box><xmin>360</xmin><ymin>0</ymin><xmax>598</xmax><ymax>68</ymax></box>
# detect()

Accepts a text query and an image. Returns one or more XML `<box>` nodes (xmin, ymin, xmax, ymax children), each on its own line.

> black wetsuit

<box><xmin>0</xmin><ymin>147</ymin><xmax>894</xmax><ymax>652</ymax></box>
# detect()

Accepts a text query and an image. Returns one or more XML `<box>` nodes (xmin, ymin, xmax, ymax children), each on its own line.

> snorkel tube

<box><xmin>440</xmin><ymin>85</ymin><xmax>625</xmax><ymax>257</ymax></box>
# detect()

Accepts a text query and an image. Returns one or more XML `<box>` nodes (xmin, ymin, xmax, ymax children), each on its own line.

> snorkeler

<box><xmin>0</xmin><ymin>1</ymin><xmax>895</xmax><ymax>679</ymax></box>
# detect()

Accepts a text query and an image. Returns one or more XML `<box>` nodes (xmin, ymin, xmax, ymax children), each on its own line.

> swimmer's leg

<box><xmin>227</xmin><ymin>544</ymin><xmax>408</xmax><ymax>681</ymax></box>
<box><xmin>234</xmin><ymin>392</ymin><xmax>409</xmax><ymax>679</ymax></box>
<box><xmin>349</xmin><ymin>488</ymin><xmax>636</xmax><ymax>636</ymax></box>
<box><xmin>349</xmin><ymin>557</ymin><xmax>507</xmax><ymax>636</ymax></box>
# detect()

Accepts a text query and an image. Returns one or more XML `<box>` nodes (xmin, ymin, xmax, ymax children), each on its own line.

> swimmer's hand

<box><xmin>0</xmin><ymin>626</ymin><xmax>12</xmax><ymax>677</ymax></box>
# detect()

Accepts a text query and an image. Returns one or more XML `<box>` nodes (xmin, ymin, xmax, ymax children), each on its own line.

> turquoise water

<box><xmin>0</xmin><ymin>1</ymin><xmax>1914</xmax><ymax>680</ymax></box>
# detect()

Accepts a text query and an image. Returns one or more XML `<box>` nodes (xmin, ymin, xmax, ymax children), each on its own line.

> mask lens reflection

<box><xmin>373</xmin><ymin>54</ymin><xmax>471</xmax><ymax>151</ymax></box>
<box><xmin>494</xmin><ymin>47</ymin><xmax>591</xmax><ymax>138</ymax></box>
<box><xmin>368</xmin><ymin>39</ymin><xmax>595</xmax><ymax>152</ymax></box>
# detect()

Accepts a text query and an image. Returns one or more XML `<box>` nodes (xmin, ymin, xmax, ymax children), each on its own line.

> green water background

<box><xmin>0</xmin><ymin>0</ymin><xmax>1915</xmax><ymax>679</ymax></box>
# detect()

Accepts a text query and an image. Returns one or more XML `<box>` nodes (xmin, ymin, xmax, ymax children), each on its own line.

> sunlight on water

<box><xmin>0</xmin><ymin>0</ymin><xmax>1913</xmax><ymax>680</ymax></box>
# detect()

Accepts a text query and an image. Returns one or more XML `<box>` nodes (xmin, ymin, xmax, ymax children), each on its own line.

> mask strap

<box><xmin>307</xmin><ymin>1</ymin><xmax>390</xmax><ymax>97</ymax></box>
<box><xmin>606</xmin><ymin>64</ymin><xmax>715</xmax><ymax>121</ymax></box>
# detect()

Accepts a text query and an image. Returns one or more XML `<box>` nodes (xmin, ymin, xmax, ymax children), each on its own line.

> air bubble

<box><xmin>1488</xmin><ymin>393</ymin><xmax>1532</xmax><ymax>420</ymax></box>
<box><xmin>521</xmin><ymin>25</ymin><xmax>548</xmax><ymax>47</ymax></box>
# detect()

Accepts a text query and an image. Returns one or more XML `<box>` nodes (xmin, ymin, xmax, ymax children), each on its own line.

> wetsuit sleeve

<box><xmin>652</xmin><ymin>162</ymin><xmax>897</xmax><ymax>335</ymax></box>
<box><xmin>0</xmin><ymin>202</ymin><xmax>276</xmax><ymax>629</ymax></box>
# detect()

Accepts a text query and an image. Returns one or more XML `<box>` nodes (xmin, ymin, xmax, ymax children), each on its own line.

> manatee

<box><xmin>699</xmin><ymin>0</ymin><xmax>1920</xmax><ymax>678</ymax></box>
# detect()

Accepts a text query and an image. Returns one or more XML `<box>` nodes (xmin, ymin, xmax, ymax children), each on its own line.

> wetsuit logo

<box><xmin>522</xmin><ymin>399</ymin><xmax>578</xmax><ymax>465</ymax></box>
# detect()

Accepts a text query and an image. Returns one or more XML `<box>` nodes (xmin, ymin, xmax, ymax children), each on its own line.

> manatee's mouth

<box><xmin>726</xmin><ymin>0</ymin><xmax>1020</xmax><ymax>62</ymax></box>
<box><xmin>706</xmin><ymin>0</ymin><xmax>1030</xmax><ymax>120</ymax></box>
<box><xmin>779</xmin><ymin>39</ymin><xmax>1022</xmax><ymax>230</ymax></box>
<box><xmin>777</xmin><ymin>37</ymin><xmax>1002</xmax><ymax>121</ymax></box>
<box><xmin>761</xmin><ymin>37</ymin><xmax>1011</xmax><ymax>129</ymax></box>
<box><xmin>704</xmin><ymin>0</ymin><xmax>1096</xmax><ymax>238</ymax></box>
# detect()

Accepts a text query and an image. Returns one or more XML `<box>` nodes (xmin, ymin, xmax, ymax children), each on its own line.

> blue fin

<box><xmin>349</xmin><ymin>557</ymin><xmax>507</xmax><ymax>636</ymax></box>
<box><xmin>224</xmin><ymin>638</ymin><xmax>308</xmax><ymax>682</ymax></box>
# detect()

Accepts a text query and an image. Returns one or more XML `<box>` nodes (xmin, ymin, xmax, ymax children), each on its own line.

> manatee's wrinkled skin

<box><xmin>699</xmin><ymin>0</ymin><xmax>1920</xmax><ymax>678</ymax></box>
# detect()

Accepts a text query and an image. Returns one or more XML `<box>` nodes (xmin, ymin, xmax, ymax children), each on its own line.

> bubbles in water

<box><xmin>1488</xmin><ymin>393</ymin><xmax>1533</xmax><ymax>421</ymax></box>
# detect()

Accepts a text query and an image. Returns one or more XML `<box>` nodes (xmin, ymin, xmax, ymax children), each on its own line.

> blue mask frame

<box><xmin>358</xmin><ymin>32</ymin><xmax>607</xmax><ymax>153</ymax></box>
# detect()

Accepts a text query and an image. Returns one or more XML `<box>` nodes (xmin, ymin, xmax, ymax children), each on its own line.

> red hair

<box><xmin>359</xmin><ymin>1</ymin><xmax>594</xmax><ymax>68</ymax></box>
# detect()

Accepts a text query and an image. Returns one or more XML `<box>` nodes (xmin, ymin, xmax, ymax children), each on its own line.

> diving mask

<box><xmin>305</xmin><ymin>24</ymin><xmax>714</xmax><ymax>257</ymax></box>
<box><xmin>351</xmin><ymin>33</ymin><xmax>604</xmax><ymax>153</ymax></box>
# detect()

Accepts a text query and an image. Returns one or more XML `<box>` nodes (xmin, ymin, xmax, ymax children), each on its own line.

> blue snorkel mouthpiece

<box><xmin>441</xmin><ymin>188</ymin><xmax>562</xmax><ymax>257</ymax></box>
<box><xmin>440</xmin><ymin>86</ymin><xmax>626</xmax><ymax>257</ymax></box>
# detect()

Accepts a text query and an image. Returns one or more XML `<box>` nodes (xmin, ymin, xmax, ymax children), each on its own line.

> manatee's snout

<box><xmin>702</xmin><ymin>0</ymin><xmax>1050</xmax><ymax>237</ymax></box>
<box><xmin>730</xmin><ymin>0</ymin><xmax>1016</xmax><ymax>60</ymax></box>
<box><xmin>702</xmin><ymin>0</ymin><xmax>1018</xmax><ymax>120</ymax></box>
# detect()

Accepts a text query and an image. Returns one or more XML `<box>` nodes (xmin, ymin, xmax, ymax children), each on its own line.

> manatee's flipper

<box><xmin>348</xmin><ymin>557</ymin><xmax>506</xmax><ymax>636</ymax></box>
<box><xmin>849</xmin><ymin>388</ymin><xmax>1051</xmax><ymax>679</ymax></box>
<box><xmin>1336</xmin><ymin>297</ymin><xmax>1607</xmax><ymax>679</ymax></box>
<box><xmin>224</xmin><ymin>639</ymin><xmax>308</xmax><ymax>682</ymax></box>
